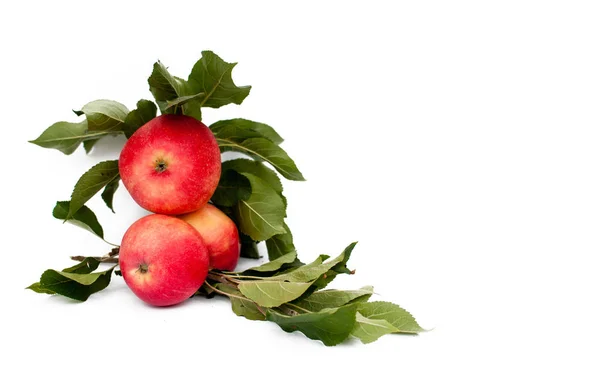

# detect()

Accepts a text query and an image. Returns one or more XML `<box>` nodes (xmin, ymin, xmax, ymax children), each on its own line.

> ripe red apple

<box><xmin>179</xmin><ymin>203</ymin><xmax>240</xmax><ymax>271</ymax></box>
<box><xmin>119</xmin><ymin>114</ymin><xmax>221</xmax><ymax>215</ymax></box>
<box><xmin>119</xmin><ymin>214</ymin><xmax>209</xmax><ymax>306</ymax></box>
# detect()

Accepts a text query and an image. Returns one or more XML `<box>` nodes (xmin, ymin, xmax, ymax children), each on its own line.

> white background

<box><xmin>1</xmin><ymin>0</ymin><xmax>599</xmax><ymax>385</ymax></box>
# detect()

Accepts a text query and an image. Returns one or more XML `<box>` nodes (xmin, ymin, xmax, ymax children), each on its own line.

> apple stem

<box><xmin>137</xmin><ymin>263</ymin><xmax>149</xmax><ymax>273</ymax></box>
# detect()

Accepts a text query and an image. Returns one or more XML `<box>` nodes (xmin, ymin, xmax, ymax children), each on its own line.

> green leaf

<box><xmin>211</xmin><ymin>169</ymin><xmax>251</xmax><ymax>207</ymax></box>
<box><xmin>29</xmin><ymin>120</ymin><xmax>92</xmax><ymax>155</ymax></box>
<box><xmin>101</xmin><ymin>177</ymin><xmax>120</xmax><ymax>213</ymax></box>
<box><xmin>273</xmin><ymin>242</ymin><xmax>357</xmax><ymax>283</ymax></box>
<box><xmin>357</xmin><ymin>301</ymin><xmax>425</xmax><ymax>334</ymax></box>
<box><xmin>147</xmin><ymin>52</ymin><xmax>249</xmax><ymax>119</ymax></box>
<box><xmin>187</xmin><ymin>51</ymin><xmax>251</xmax><ymax>109</ymax></box>
<box><xmin>266</xmin><ymin>303</ymin><xmax>359</xmax><ymax>346</ymax></box>
<box><xmin>123</xmin><ymin>99</ymin><xmax>157</xmax><ymax>138</ymax></box>
<box><xmin>215</xmin><ymin>284</ymin><xmax>265</xmax><ymax>321</ymax></box>
<box><xmin>266</xmin><ymin>223</ymin><xmax>295</xmax><ymax>260</ymax></box>
<box><xmin>243</xmin><ymin>251</ymin><xmax>298</xmax><ymax>274</ymax></box>
<box><xmin>211</xmin><ymin>119</ymin><xmax>283</xmax><ymax>145</ymax></box>
<box><xmin>35</xmin><ymin>265</ymin><xmax>116</xmax><ymax>301</ymax></box>
<box><xmin>148</xmin><ymin>61</ymin><xmax>188</xmax><ymax>103</ymax></box>
<box><xmin>239</xmin><ymin>233</ymin><xmax>261</xmax><ymax>259</ymax></box>
<box><xmin>238</xmin><ymin>280</ymin><xmax>313</xmax><ymax>308</ymax></box>
<box><xmin>294</xmin><ymin>286</ymin><xmax>374</xmax><ymax>312</ymax></box>
<box><xmin>235</xmin><ymin>173</ymin><xmax>286</xmax><ymax>241</ymax></box>
<box><xmin>222</xmin><ymin>159</ymin><xmax>283</xmax><ymax>193</ymax></box>
<box><xmin>83</xmin><ymin>139</ymin><xmax>99</xmax><ymax>154</ymax></box>
<box><xmin>330</xmin><ymin>242</ymin><xmax>357</xmax><ymax>275</ymax></box>
<box><xmin>68</xmin><ymin>160</ymin><xmax>120</xmax><ymax>218</ymax></box>
<box><xmin>29</xmin><ymin>102</ymin><xmax>148</xmax><ymax>155</ymax></box>
<box><xmin>180</xmin><ymin>99</ymin><xmax>203</xmax><ymax>121</ymax></box>
<box><xmin>271</xmin><ymin>255</ymin><xmax>327</xmax><ymax>283</ymax></box>
<box><xmin>165</xmin><ymin>92</ymin><xmax>206</xmax><ymax>110</ymax></box>
<box><xmin>61</xmin><ymin>257</ymin><xmax>101</xmax><ymax>274</ymax></box>
<box><xmin>53</xmin><ymin>201</ymin><xmax>104</xmax><ymax>239</ymax></box>
<box><xmin>351</xmin><ymin>312</ymin><xmax>400</xmax><ymax>344</ymax></box>
<box><xmin>300</xmin><ymin>243</ymin><xmax>357</xmax><ymax>296</ymax></box>
<box><xmin>147</xmin><ymin>62</ymin><xmax>203</xmax><ymax>118</ymax></box>
<box><xmin>308</xmin><ymin>270</ymin><xmax>338</xmax><ymax>292</ymax></box>
<box><xmin>77</xmin><ymin>99</ymin><xmax>129</xmax><ymax>132</ymax></box>
<box><xmin>26</xmin><ymin>282</ymin><xmax>56</xmax><ymax>295</ymax></box>
<box><xmin>212</xmin><ymin>159</ymin><xmax>285</xmax><ymax>209</ymax></box>
<box><xmin>217</xmin><ymin>137</ymin><xmax>304</xmax><ymax>181</ymax></box>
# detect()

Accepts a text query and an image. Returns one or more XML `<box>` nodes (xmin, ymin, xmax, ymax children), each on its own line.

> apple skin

<box><xmin>119</xmin><ymin>214</ymin><xmax>210</xmax><ymax>306</ymax></box>
<box><xmin>119</xmin><ymin>114</ymin><xmax>221</xmax><ymax>215</ymax></box>
<box><xmin>179</xmin><ymin>203</ymin><xmax>240</xmax><ymax>271</ymax></box>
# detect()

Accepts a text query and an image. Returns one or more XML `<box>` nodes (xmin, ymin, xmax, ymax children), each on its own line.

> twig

<box><xmin>207</xmin><ymin>271</ymin><xmax>240</xmax><ymax>285</ymax></box>
<box><xmin>203</xmin><ymin>281</ymin><xmax>266</xmax><ymax>317</ymax></box>
<box><xmin>71</xmin><ymin>255</ymin><xmax>119</xmax><ymax>263</ymax></box>
<box><xmin>71</xmin><ymin>247</ymin><xmax>120</xmax><ymax>263</ymax></box>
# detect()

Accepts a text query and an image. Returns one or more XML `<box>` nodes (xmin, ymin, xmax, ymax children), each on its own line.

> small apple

<box><xmin>119</xmin><ymin>114</ymin><xmax>221</xmax><ymax>215</ymax></box>
<box><xmin>119</xmin><ymin>214</ymin><xmax>209</xmax><ymax>306</ymax></box>
<box><xmin>179</xmin><ymin>203</ymin><xmax>240</xmax><ymax>271</ymax></box>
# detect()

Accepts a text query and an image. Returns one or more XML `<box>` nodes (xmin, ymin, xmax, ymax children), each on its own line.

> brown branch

<box><xmin>207</xmin><ymin>271</ymin><xmax>239</xmax><ymax>286</ymax></box>
<box><xmin>71</xmin><ymin>255</ymin><xmax>119</xmax><ymax>263</ymax></box>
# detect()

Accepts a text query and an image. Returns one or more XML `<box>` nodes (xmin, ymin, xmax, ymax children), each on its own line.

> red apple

<box><xmin>179</xmin><ymin>203</ymin><xmax>240</xmax><ymax>271</ymax></box>
<box><xmin>119</xmin><ymin>214</ymin><xmax>209</xmax><ymax>306</ymax></box>
<box><xmin>119</xmin><ymin>114</ymin><xmax>221</xmax><ymax>215</ymax></box>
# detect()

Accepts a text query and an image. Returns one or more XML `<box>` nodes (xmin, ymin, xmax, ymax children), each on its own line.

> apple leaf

<box><xmin>180</xmin><ymin>99</ymin><xmax>204</xmax><ymax>121</ymax></box>
<box><xmin>61</xmin><ymin>257</ymin><xmax>102</xmax><ymax>274</ymax></box>
<box><xmin>26</xmin><ymin>282</ymin><xmax>56</xmax><ymax>295</ymax></box>
<box><xmin>53</xmin><ymin>201</ymin><xmax>104</xmax><ymax>240</ymax></box>
<box><xmin>293</xmin><ymin>286</ymin><xmax>374</xmax><ymax>312</ymax></box>
<box><xmin>234</xmin><ymin>173</ymin><xmax>286</xmax><ymax>241</ymax></box>
<box><xmin>75</xmin><ymin>99</ymin><xmax>129</xmax><ymax>132</ymax></box>
<box><xmin>243</xmin><ymin>251</ymin><xmax>298</xmax><ymax>274</ymax></box>
<box><xmin>356</xmin><ymin>301</ymin><xmax>425</xmax><ymax>334</ymax></box>
<box><xmin>211</xmin><ymin>119</ymin><xmax>283</xmax><ymax>145</ymax></box>
<box><xmin>83</xmin><ymin>139</ymin><xmax>99</xmax><ymax>154</ymax></box>
<box><xmin>351</xmin><ymin>302</ymin><xmax>425</xmax><ymax>344</ymax></box>
<box><xmin>68</xmin><ymin>160</ymin><xmax>120</xmax><ymax>219</ymax></box>
<box><xmin>238</xmin><ymin>280</ymin><xmax>313</xmax><ymax>308</ymax></box>
<box><xmin>270</xmin><ymin>254</ymin><xmax>324</xmax><ymax>280</ymax></box>
<box><xmin>148</xmin><ymin>61</ymin><xmax>189</xmax><ymax>104</ymax></box>
<box><xmin>211</xmin><ymin>169</ymin><xmax>251</xmax><ymax>207</ymax></box>
<box><xmin>278</xmin><ymin>243</ymin><xmax>357</xmax><ymax>298</ymax></box>
<box><xmin>101</xmin><ymin>177</ymin><xmax>120</xmax><ymax>213</ymax></box>
<box><xmin>164</xmin><ymin>92</ymin><xmax>206</xmax><ymax>110</ymax></box>
<box><xmin>217</xmin><ymin>137</ymin><xmax>304</xmax><ymax>181</ymax></box>
<box><xmin>351</xmin><ymin>312</ymin><xmax>401</xmax><ymax>344</ymax></box>
<box><xmin>148</xmin><ymin>52</ymin><xmax>250</xmax><ymax>118</ymax></box>
<box><xmin>222</xmin><ymin>159</ymin><xmax>283</xmax><ymax>194</ymax></box>
<box><xmin>29</xmin><ymin>120</ymin><xmax>107</xmax><ymax>155</ymax></box>
<box><xmin>30</xmin><ymin>99</ymin><xmax>153</xmax><ymax>154</ymax></box>
<box><xmin>239</xmin><ymin>233</ymin><xmax>261</xmax><ymax>259</ymax></box>
<box><xmin>123</xmin><ymin>99</ymin><xmax>157</xmax><ymax>138</ymax></box>
<box><xmin>308</xmin><ymin>270</ymin><xmax>339</xmax><ymax>293</ymax></box>
<box><xmin>187</xmin><ymin>51</ymin><xmax>251</xmax><ymax>109</ymax></box>
<box><xmin>266</xmin><ymin>222</ymin><xmax>295</xmax><ymax>260</ymax></box>
<box><xmin>273</xmin><ymin>243</ymin><xmax>357</xmax><ymax>283</ymax></box>
<box><xmin>29</xmin><ymin>263</ymin><xmax>116</xmax><ymax>302</ymax></box>
<box><xmin>266</xmin><ymin>303</ymin><xmax>359</xmax><ymax>346</ymax></box>
<box><xmin>215</xmin><ymin>283</ymin><xmax>266</xmax><ymax>321</ymax></box>
<box><xmin>212</xmin><ymin>159</ymin><xmax>286</xmax><ymax>211</ymax></box>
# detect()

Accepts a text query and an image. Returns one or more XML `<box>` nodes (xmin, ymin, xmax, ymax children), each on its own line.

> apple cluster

<box><xmin>118</xmin><ymin>114</ymin><xmax>240</xmax><ymax>306</ymax></box>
